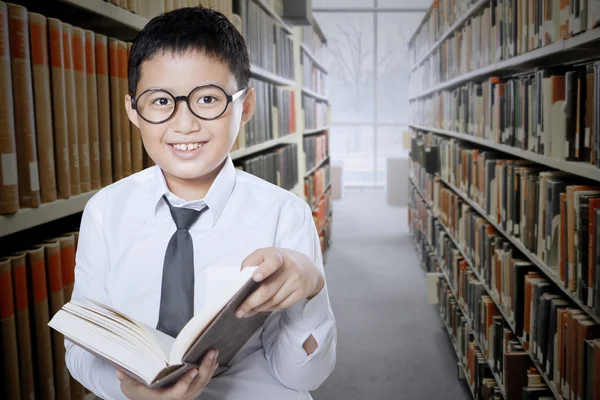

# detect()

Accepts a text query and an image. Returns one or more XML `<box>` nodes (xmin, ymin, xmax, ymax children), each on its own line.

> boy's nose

<box><xmin>171</xmin><ymin>100</ymin><xmax>201</xmax><ymax>133</ymax></box>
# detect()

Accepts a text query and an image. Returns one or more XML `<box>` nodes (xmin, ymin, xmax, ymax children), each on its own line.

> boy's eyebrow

<box><xmin>136</xmin><ymin>82</ymin><xmax>232</xmax><ymax>95</ymax></box>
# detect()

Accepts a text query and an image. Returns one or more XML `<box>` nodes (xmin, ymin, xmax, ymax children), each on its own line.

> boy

<box><xmin>65</xmin><ymin>6</ymin><xmax>336</xmax><ymax>400</ymax></box>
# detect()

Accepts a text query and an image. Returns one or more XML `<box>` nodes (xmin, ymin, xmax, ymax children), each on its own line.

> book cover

<box><xmin>0</xmin><ymin>257</ymin><xmax>21</xmax><ymax>399</ymax></box>
<box><xmin>62</xmin><ymin>22</ymin><xmax>80</xmax><ymax>195</ymax></box>
<box><xmin>25</xmin><ymin>247</ymin><xmax>56</xmax><ymax>400</ymax></box>
<box><xmin>47</xmin><ymin>18</ymin><xmax>71</xmax><ymax>200</ymax></box>
<box><xmin>85</xmin><ymin>30</ymin><xmax>101</xmax><ymax>190</ymax></box>
<box><xmin>72</xmin><ymin>27</ymin><xmax>91</xmax><ymax>193</ymax></box>
<box><xmin>28</xmin><ymin>12</ymin><xmax>57</xmax><ymax>204</ymax></box>
<box><xmin>9</xmin><ymin>253</ymin><xmax>35</xmax><ymax>400</ymax></box>
<box><xmin>0</xmin><ymin>1</ymin><xmax>18</xmax><ymax>214</ymax></box>
<box><xmin>108</xmin><ymin>38</ymin><xmax>122</xmax><ymax>181</ymax></box>
<box><xmin>95</xmin><ymin>34</ymin><xmax>112</xmax><ymax>187</ymax></box>
<box><xmin>43</xmin><ymin>241</ymin><xmax>70</xmax><ymax>400</ymax></box>
<box><xmin>8</xmin><ymin>3</ymin><xmax>40</xmax><ymax>208</ymax></box>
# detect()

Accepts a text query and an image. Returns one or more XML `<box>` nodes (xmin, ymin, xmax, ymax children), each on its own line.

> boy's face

<box><xmin>125</xmin><ymin>50</ymin><xmax>254</xmax><ymax>183</ymax></box>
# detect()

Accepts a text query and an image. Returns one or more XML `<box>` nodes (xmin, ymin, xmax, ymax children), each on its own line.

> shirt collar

<box><xmin>149</xmin><ymin>155</ymin><xmax>237</xmax><ymax>226</ymax></box>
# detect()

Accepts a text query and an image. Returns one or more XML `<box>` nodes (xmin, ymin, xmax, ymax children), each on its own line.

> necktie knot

<box><xmin>163</xmin><ymin>195</ymin><xmax>206</xmax><ymax>231</ymax></box>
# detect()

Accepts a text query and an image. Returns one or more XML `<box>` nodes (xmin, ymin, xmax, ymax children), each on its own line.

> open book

<box><xmin>48</xmin><ymin>267</ymin><xmax>270</xmax><ymax>388</ymax></box>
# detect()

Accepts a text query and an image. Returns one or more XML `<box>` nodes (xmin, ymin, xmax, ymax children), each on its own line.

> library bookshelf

<box><xmin>0</xmin><ymin>1</ymin><xmax>331</xmax><ymax>400</ymax></box>
<box><xmin>408</xmin><ymin>1</ymin><xmax>600</xmax><ymax>399</ymax></box>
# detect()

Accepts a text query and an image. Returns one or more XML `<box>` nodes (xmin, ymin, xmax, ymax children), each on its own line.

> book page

<box><xmin>169</xmin><ymin>267</ymin><xmax>257</xmax><ymax>364</ymax></box>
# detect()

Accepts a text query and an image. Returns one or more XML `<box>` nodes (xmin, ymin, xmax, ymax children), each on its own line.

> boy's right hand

<box><xmin>116</xmin><ymin>349</ymin><xmax>219</xmax><ymax>400</ymax></box>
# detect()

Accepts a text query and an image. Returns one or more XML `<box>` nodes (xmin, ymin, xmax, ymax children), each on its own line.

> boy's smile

<box><xmin>125</xmin><ymin>50</ymin><xmax>255</xmax><ymax>199</ymax></box>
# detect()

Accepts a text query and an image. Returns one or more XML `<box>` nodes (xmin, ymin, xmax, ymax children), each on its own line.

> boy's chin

<box><xmin>161</xmin><ymin>160</ymin><xmax>223</xmax><ymax>182</ymax></box>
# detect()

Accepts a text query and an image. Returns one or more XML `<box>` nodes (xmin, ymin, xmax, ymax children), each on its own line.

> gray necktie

<box><xmin>157</xmin><ymin>195</ymin><xmax>207</xmax><ymax>337</ymax></box>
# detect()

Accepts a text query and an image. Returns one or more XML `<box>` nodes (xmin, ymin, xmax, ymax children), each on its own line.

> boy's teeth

<box><xmin>173</xmin><ymin>143</ymin><xmax>201</xmax><ymax>151</ymax></box>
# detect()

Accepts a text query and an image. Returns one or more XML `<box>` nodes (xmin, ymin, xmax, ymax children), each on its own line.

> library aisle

<box><xmin>312</xmin><ymin>190</ymin><xmax>470</xmax><ymax>400</ymax></box>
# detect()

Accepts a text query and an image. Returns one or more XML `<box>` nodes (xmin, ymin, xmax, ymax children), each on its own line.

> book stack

<box><xmin>303</xmin><ymin>131</ymin><xmax>329</xmax><ymax>173</ymax></box>
<box><xmin>303</xmin><ymin>95</ymin><xmax>328</xmax><ymax>131</ymax></box>
<box><xmin>0</xmin><ymin>230</ymin><xmax>87</xmax><ymax>400</ymax></box>
<box><xmin>235</xmin><ymin>143</ymin><xmax>298</xmax><ymax>191</ymax></box>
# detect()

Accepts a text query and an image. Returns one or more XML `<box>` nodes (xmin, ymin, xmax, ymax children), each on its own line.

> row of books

<box><xmin>303</xmin><ymin>131</ymin><xmax>329</xmax><ymax>175</ymax></box>
<box><xmin>314</xmin><ymin>187</ymin><xmax>332</xmax><ymax>255</ymax></box>
<box><xmin>439</xmin><ymin>276</ymin><xmax>560</xmax><ymax>400</ymax></box>
<box><xmin>409</xmin><ymin>64</ymin><xmax>600</xmax><ymax>167</ymax></box>
<box><xmin>106</xmin><ymin>0</ymin><xmax>234</xmax><ymax>21</ymax></box>
<box><xmin>235</xmin><ymin>143</ymin><xmax>298</xmax><ymax>191</ymax></box>
<box><xmin>409</xmin><ymin>0</ymin><xmax>600</xmax><ymax>96</ymax></box>
<box><xmin>235</xmin><ymin>0</ymin><xmax>294</xmax><ymax>80</ymax></box>
<box><xmin>301</xmin><ymin>25</ymin><xmax>325</xmax><ymax>63</ymax></box>
<box><xmin>428</xmin><ymin>131</ymin><xmax>600</xmax><ymax>310</ymax></box>
<box><xmin>409</xmin><ymin>0</ymin><xmax>477</xmax><ymax>65</ymax></box>
<box><xmin>303</xmin><ymin>96</ymin><xmax>328</xmax><ymax>131</ymax></box>
<box><xmin>302</xmin><ymin>52</ymin><xmax>326</xmax><ymax>95</ymax></box>
<box><xmin>0</xmin><ymin>231</ymin><xmax>87</xmax><ymax>400</ymax></box>
<box><xmin>231</xmin><ymin>79</ymin><xmax>296</xmax><ymax>151</ymax></box>
<box><xmin>305</xmin><ymin>163</ymin><xmax>330</xmax><ymax>213</ymax></box>
<box><xmin>0</xmin><ymin>3</ymin><xmax>153</xmax><ymax>215</ymax></box>
<box><xmin>408</xmin><ymin>186</ymin><xmax>438</xmax><ymax>273</ymax></box>
<box><xmin>410</xmin><ymin>133</ymin><xmax>600</xmax><ymax>400</ymax></box>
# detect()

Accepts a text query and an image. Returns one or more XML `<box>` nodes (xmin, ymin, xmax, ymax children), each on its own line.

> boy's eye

<box><xmin>198</xmin><ymin>96</ymin><xmax>217</xmax><ymax>104</ymax></box>
<box><xmin>152</xmin><ymin>97</ymin><xmax>172</xmax><ymax>106</ymax></box>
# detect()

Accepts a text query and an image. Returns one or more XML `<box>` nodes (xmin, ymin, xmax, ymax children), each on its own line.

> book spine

<box><xmin>72</xmin><ymin>27</ymin><xmax>91</xmax><ymax>193</ymax></box>
<box><xmin>43</xmin><ymin>241</ymin><xmax>71</xmax><ymax>400</ymax></box>
<box><xmin>95</xmin><ymin>34</ymin><xmax>112</xmax><ymax>187</ymax></box>
<box><xmin>62</xmin><ymin>23</ymin><xmax>80</xmax><ymax>195</ymax></box>
<box><xmin>127</xmin><ymin>42</ymin><xmax>143</xmax><ymax>174</ymax></box>
<box><xmin>109</xmin><ymin>38</ymin><xmax>122</xmax><ymax>182</ymax></box>
<box><xmin>0</xmin><ymin>2</ymin><xmax>18</xmax><ymax>214</ymax></box>
<box><xmin>10</xmin><ymin>254</ymin><xmax>36</xmax><ymax>400</ymax></box>
<box><xmin>8</xmin><ymin>3</ymin><xmax>40</xmax><ymax>208</ymax></box>
<box><xmin>85</xmin><ymin>30</ymin><xmax>101</xmax><ymax>190</ymax></box>
<box><xmin>29</xmin><ymin>12</ymin><xmax>57</xmax><ymax>204</ymax></box>
<box><xmin>47</xmin><ymin>18</ymin><xmax>70</xmax><ymax>200</ymax></box>
<box><xmin>26</xmin><ymin>247</ymin><xmax>56</xmax><ymax>400</ymax></box>
<box><xmin>118</xmin><ymin>40</ymin><xmax>131</xmax><ymax>177</ymax></box>
<box><xmin>0</xmin><ymin>258</ymin><xmax>22</xmax><ymax>400</ymax></box>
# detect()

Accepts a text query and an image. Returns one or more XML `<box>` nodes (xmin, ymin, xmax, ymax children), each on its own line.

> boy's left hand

<box><xmin>236</xmin><ymin>247</ymin><xmax>324</xmax><ymax>318</ymax></box>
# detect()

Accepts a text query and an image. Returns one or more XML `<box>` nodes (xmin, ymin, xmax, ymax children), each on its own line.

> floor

<box><xmin>311</xmin><ymin>189</ymin><xmax>472</xmax><ymax>400</ymax></box>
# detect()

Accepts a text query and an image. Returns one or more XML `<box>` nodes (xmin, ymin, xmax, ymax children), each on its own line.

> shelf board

<box><xmin>437</xmin><ymin>175</ymin><xmax>600</xmax><ymax>326</ymax></box>
<box><xmin>0</xmin><ymin>190</ymin><xmax>100</xmax><ymax>238</ymax></box>
<box><xmin>304</xmin><ymin>126</ymin><xmax>329</xmax><ymax>135</ymax></box>
<box><xmin>252</xmin><ymin>0</ymin><xmax>292</xmax><ymax>33</ymax></box>
<box><xmin>434</xmin><ymin>216</ymin><xmax>564</xmax><ymax>400</ymax></box>
<box><xmin>301</xmin><ymin>44</ymin><xmax>328</xmax><ymax>74</ymax></box>
<box><xmin>408</xmin><ymin>177</ymin><xmax>433</xmax><ymax>210</ymax></box>
<box><xmin>409</xmin><ymin>0</ymin><xmax>489</xmax><ymax>72</ymax></box>
<box><xmin>408</xmin><ymin>26</ymin><xmax>600</xmax><ymax>101</ymax></box>
<box><xmin>409</xmin><ymin>124</ymin><xmax>600</xmax><ymax>183</ymax></box>
<box><xmin>304</xmin><ymin>156</ymin><xmax>330</xmax><ymax>178</ymax></box>
<box><xmin>302</xmin><ymin>88</ymin><xmax>328</xmax><ymax>103</ymax></box>
<box><xmin>230</xmin><ymin>133</ymin><xmax>298</xmax><ymax>160</ymax></box>
<box><xmin>58</xmin><ymin>0</ymin><xmax>148</xmax><ymax>31</ymax></box>
<box><xmin>250</xmin><ymin>64</ymin><xmax>295</xmax><ymax>86</ymax></box>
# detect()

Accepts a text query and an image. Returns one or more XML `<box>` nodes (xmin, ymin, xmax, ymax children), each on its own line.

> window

<box><xmin>314</xmin><ymin>1</ymin><xmax>426</xmax><ymax>187</ymax></box>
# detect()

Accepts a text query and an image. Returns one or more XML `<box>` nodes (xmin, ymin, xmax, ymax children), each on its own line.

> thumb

<box><xmin>241</xmin><ymin>248</ymin><xmax>270</xmax><ymax>268</ymax></box>
<box><xmin>168</xmin><ymin>369</ymin><xmax>198</xmax><ymax>399</ymax></box>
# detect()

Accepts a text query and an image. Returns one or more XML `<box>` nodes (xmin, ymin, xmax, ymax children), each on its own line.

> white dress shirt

<box><xmin>66</xmin><ymin>155</ymin><xmax>337</xmax><ymax>400</ymax></box>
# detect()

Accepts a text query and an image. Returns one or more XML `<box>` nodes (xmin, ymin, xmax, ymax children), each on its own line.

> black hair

<box><xmin>128</xmin><ymin>6</ymin><xmax>250</xmax><ymax>97</ymax></box>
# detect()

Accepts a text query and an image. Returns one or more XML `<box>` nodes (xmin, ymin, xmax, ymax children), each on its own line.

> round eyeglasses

<box><xmin>131</xmin><ymin>84</ymin><xmax>248</xmax><ymax>124</ymax></box>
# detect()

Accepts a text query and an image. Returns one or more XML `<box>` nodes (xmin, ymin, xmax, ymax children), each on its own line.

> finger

<box><xmin>236</xmin><ymin>275</ymin><xmax>285</xmax><ymax>317</ymax></box>
<box><xmin>246</xmin><ymin>276</ymin><xmax>296</xmax><ymax>316</ymax></box>
<box><xmin>190</xmin><ymin>349</ymin><xmax>219</xmax><ymax>390</ymax></box>
<box><xmin>252</xmin><ymin>250</ymin><xmax>284</xmax><ymax>282</ymax></box>
<box><xmin>167</xmin><ymin>368</ymin><xmax>198</xmax><ymax>399</ymax></box>
<box><xmin>116</xmin><ymin>369</ymin><xmax>138</xmax><ymax>386</ymax></box>
<box><xmin>241</xmin><ymin>248</ymin><xmax>269</xmax><ymax>268</ymax></box>
<box><xmin>265</xmin><ymin>290</ymin><xmax>305</xmax><ymax>312</ymax></box>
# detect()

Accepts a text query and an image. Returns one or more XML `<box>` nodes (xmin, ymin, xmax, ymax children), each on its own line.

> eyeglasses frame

<box><xmin>130</xmin><ymin>84</ymin><xmax>248</xmax><ymax>124</ymax></box>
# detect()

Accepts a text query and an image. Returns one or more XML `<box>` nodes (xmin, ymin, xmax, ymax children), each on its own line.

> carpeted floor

<box><xmin>311</xmin><ymin>189</ymin><xmax>472</xmax><ymax>400</ymax></box>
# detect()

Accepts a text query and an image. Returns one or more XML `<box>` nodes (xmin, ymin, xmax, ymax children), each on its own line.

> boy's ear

<box><xmin>240</xmin><ymin>87</ymin><xmax>256</xmax><ymax>126</ymax></box>
<box><xmin>124</xmin><ymin>94</ymin><xmax>141</xmax><ymax>128</ymax></box>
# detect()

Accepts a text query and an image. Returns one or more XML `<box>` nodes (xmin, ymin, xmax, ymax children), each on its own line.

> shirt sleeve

<box><xmin>261</xmin><ymin>199</ymin><xmax>337</xmax><ymax>392</ymax></box>
<box><xmin>64</xmin><ymin>192</ymin><xmax>128</xmax><ymax>400</ymax></box>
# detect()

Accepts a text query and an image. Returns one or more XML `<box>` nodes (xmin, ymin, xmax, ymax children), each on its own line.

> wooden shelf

<box><xmin>408</xmin><ymin>26</ymin><xmax>600</xmax><ymax>101</ymax></box>
<box><xmin>230</xmin><ymin>133</ymin><xmax>298</xmax><ymax>160</ymax></box>
<box><xmin>58</xmin><ymin>0</ymin><xmax>148</xmax><ymax>30</ymax></box>
<box><xmin>302</xmin><ymin>88</ymin><xmax>328</xmax><ymax>103</ymax></box>
<box><xmin>0</xmin><ymin>190</ymin><xmax>100</xmax><ymax>238</ymax></box>
<box><xmin>409</xmin><ymin>124</ymin><xmax>600</xmax><ymax>183</ymax></box>
<box><xmin>304</xmin><ymin>156</ymin><xmax>330</xmax><ymax>178</ymax></box>
<box><xmin>252</xmin><ymin>0</ymin><xmax>292</xmax><ymax>34</ymax></box>
<box><xmin>304</xmin><ymin>126</ymin><xmax>329</xmax><ymax>135</ymax></box>
<box><xmin>409</xmin><ymin>0</ymin><xmax>489</xmax><ymax>72</ymax></box>
<box><xmin>408</xmin><ymin>177</ymin><xmax>433</xmax><ymax>210</ymax></box>
<box><xmin>301</xmin><ymin>44</ymin><xmax>327</xmax><ymax>74</ymax></box>
<box><xmin>437</xmin><ymin>175</ymin><xmax>600</xmax><ymax>326</ymax></box>
<box><xmin>250</xmin><ymin>64</ymin><xmax>295</xmax><ymax>86</ymax></box>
